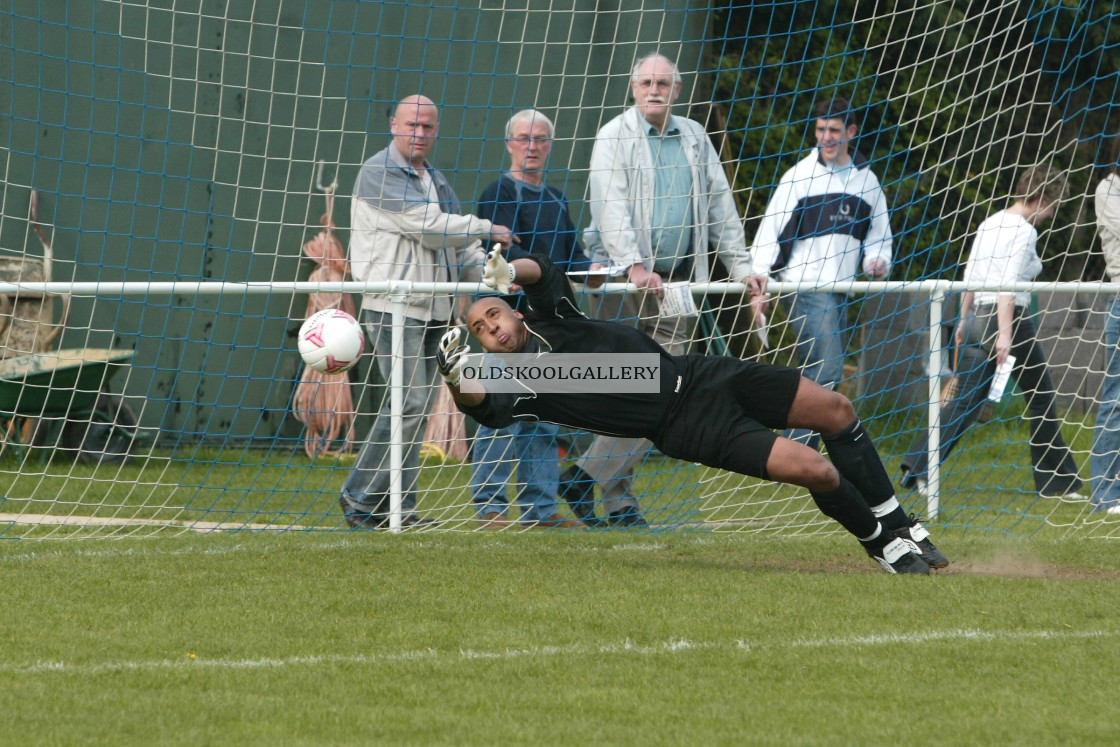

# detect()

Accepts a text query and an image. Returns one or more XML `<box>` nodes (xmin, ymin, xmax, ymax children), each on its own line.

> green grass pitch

<box><xmin>1</xmin><ymin>414</ymin><xmax>1118</xmax><ymax>743</ymax></box>
<box><xmin>2</xmin><ymin>529</ymin><xmax>1119</xmax><ymax>745</ymax></box>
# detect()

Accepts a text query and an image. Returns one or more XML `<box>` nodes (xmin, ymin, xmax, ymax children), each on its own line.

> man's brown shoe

<box><xmin>479</xmin><ymin>512</ymin><xmax>511</xmax><ymax>530</ymax></box>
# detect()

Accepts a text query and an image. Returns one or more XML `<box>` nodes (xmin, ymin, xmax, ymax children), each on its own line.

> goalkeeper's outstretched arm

<box><xmin>508</xmin><ymin>257</ymin><xmax>542</xmax><ymax>284</ymax></box>
<box><xmin>486</xmin><ymin>249</ymin><xmax>584</xmax><ymax>320</ymax></box>
<box><xmin>436</xmin><ymin>321</ymin><xmax>520</xmax><ymax>427</ymax></box>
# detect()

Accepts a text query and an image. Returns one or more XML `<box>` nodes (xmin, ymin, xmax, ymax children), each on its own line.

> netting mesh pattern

<box><xmin>0</xmin><ymin>1</ymin><xmax>1118</xmax><ymax>538</ymax></box>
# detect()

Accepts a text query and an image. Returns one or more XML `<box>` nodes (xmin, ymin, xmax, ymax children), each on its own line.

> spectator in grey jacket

<box><xmin>560</xmin><ymin>53</ymin><xmax>765</xmax><ymax>527</ymax></box>
<box><xmin>340</xmin><ymin>94</ymin><xmax>516</xmax><ymax>529</ymax></box>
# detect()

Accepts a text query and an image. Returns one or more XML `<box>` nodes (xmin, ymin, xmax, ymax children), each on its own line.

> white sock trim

<box><xmin>870</xmin><ymin>496</ymin><xmax>900</xmax><ymax>518</ymax></box>
<box><xmin>858</xmin><ymin>522</ymin><xmax>883</xmax><ymax>543</ymax></box>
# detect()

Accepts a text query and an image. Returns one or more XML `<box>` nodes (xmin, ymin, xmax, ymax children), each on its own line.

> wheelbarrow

<box><xmin>0</xmin><ymin>348</ymin><xmax>141</xmax><ymax>464</ymax></box>
<box><xmin>0</xmin><ymin>195</ymin><xmax>145</xmax><ymax>464</ymax></box>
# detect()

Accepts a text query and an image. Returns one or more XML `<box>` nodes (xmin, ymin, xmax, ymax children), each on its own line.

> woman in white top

<box><xmin>1091</xmin><ymin>134</ymin><xmax>1120</xmax><ymax>514</ymax></box>
<box><xmin>901</xmin><ymin>165</ymin><xmax>1083</xmax><ymax>498</ymax></box>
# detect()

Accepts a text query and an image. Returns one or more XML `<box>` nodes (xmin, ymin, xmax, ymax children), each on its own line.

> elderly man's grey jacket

<box><xmin>350</xmin><ymin>143</ymin><xmax>490</xmax><ymax>322</ymax></box>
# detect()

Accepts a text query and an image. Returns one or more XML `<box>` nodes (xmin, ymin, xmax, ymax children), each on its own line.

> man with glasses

<box><xmin>469</xmin><ymin>109</ymin><xmax>598</xmax><ymax>529</ymax></box>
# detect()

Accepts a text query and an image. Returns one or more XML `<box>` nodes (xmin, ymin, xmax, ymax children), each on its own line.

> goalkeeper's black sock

<box><xmin>855</xmin><ymin>522</ymin><xmax>898</xmax><ymax>556</ymax></box>
<box><xmin>810</xmin><ymin>477</ymin><xmax>879</xmax><ymax>540</ymax></box>
<box><xmin>822</xmin><ymin>419</ymin><xmax>896</xmax><ymax>507</ymax></box>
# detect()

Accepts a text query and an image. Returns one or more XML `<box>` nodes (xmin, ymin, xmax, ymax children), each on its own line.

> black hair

<box><xmin>813</xmin><ymin>97</ymin><xmax>859</xmax><ymax>131</ymax></box>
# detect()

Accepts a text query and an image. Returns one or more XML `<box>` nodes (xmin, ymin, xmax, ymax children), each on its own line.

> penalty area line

<box><xmin>0</xmin><ymin>513</ymin><xmax>312</xmax><ymax>532</ymax></box>
<box><xmin>7</xmin><ymin>628</ymin><xmax>1117</xmax><ymax>676</ymax></box>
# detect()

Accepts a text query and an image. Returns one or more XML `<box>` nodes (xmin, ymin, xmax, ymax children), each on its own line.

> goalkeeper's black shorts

<box><xmin>655</xmin><ymin>354</ymin><xmax>802</xmax><ymax>481</ymax></box>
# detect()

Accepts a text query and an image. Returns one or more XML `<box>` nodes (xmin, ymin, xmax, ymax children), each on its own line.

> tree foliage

<box><xmin>707</xmin><ymin>0</ymin><xmax>1120</xmax><ymax>282</ymax></box>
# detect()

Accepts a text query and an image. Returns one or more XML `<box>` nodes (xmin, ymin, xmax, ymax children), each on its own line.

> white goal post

<box><xmin>0</xmin><ymin>275</ymin><xmax>1115</xmax><ymax>538</ymax></box>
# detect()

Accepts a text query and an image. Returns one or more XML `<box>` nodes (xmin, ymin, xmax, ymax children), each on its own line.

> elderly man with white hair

<box><xmin>468</xmin><ymin>108</ymin><xmax>599</xmax><ymax>529</ymax></box>
<box><xmin>561</xmin><ymin>54</ymin><xmax>765</xmax><ymax>527</ymax></box>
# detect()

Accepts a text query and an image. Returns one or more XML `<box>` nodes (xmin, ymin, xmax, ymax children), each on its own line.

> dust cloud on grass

<box><xmin>945</xmin><ymin>544</ymin><xmax>1120</xmax><ymax>579</ymax></box>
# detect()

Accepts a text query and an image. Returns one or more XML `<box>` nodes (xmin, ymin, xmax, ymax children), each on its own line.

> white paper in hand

<box><xmin>987</xmin><ymin>355</ymin><xmax>1016</xmax><ymax>402</ymax></box>
<box><xmin>659</xmin><ymin>281</ymin><xmax>699</xmax><ymax>319</ymax></box>
<box><xmin>755</xmin><ymin>312</ymin><xmax>770</xmax><ymax>351</ymax></box>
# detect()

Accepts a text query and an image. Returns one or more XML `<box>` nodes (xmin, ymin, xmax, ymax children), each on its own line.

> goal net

<box><xmin>0</xmin><ymin>0</ymin><xmax>1117</xmax><ymax>539</ymax></box>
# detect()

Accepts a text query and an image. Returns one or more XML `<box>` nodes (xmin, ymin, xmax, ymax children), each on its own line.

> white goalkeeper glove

<box><xmin>435</xmin><ymin>327</ymin><xmax>469</xmax><ymax>387</ymax></box>
<box><xmin>482</xmin><ymin>245</ymin><xmax>515</xmax><ymax>294</ymax></box>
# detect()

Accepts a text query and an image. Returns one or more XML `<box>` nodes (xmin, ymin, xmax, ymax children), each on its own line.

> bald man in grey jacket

<box><xmin>340</xmin><ymin>94</ymin><xmax>516</xmax><ymax>529</ymax></box>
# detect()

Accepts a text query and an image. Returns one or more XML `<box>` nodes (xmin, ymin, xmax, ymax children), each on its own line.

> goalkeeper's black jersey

<box><xmin>457</xmin><ymin>257</ymin><xmax>682</xmax><ymax>439</ymax></box>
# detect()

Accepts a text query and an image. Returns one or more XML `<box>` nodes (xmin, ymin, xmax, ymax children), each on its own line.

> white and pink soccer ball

<box><xmin>297</xmin><ymin>309</ymin><xmax>364</xmax><ymax>374</ymax></box>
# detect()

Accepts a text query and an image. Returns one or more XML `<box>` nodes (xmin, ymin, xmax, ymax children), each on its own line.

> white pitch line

<box><xmin>789</xmin><ymin>628</ymin><xmax>1117</xmax><ymax>648</ymax></box>
<box><xmin>0</xmin><ymin>512</ymin><xmax>307</xmax><ymax>532</ymax></box>
<box><xmin>0</xmin><ymin>537</ymin><xmax>674</xmax><ymax>565</ymax></box>
<box><xmin>6</xmin><ymin>629</ymin><xmax>1116</xmax><ymax>677</ymax></box>
<box><xmin>0</xmin><ymin>537</ymin><xmax>369</xmax><ymax>564</ymax></box>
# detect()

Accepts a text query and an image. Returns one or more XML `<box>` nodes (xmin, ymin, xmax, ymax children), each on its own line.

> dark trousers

<box><xmin>901</xmin><ymin>306</ymin><xmax>1081</xmax><ymax>496</ymax></box>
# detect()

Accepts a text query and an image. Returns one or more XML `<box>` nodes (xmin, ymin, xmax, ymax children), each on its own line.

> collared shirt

<box><xmin>645</xmin><ymin>121</ymin><xmax>694</xmax><ymax>273</ymax></box>
<box><xmin>963</xmin><ymin>209</ymin><xmax>1043</xmax><ymax>308</ymax></box>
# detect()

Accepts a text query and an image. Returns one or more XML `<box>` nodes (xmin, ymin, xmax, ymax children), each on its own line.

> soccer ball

<box><xmin>298</xmin><ymin>309</ymin><xmax>365</xmax><ymax>374</ymax></box>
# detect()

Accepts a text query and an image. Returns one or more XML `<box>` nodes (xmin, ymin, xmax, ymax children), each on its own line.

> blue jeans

<box><xmin>341</xmin><ymin>311</ymin><xmax>443</xmax><ymax>518</ymax></box>
<box><xmin>470</xmin><ymin>420</ymin><xmax>561</xmax><ymax>522</ymax></box>
<box><xmin>1092</xmin><ymin>295</ymin><xmax>1120</xmax><ymax>511</ymax></box>
<box><xmin>782</xmin><ymin>292</ymin><xmax>848</xmax><ymax>447</ymax></box>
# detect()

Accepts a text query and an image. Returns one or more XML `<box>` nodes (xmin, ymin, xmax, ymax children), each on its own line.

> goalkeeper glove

<box><xmin>482</xmin><ymin>246</ymin><xmax>515</xmax><ymax>294</ymax></box>
<box><xmin>435</xmin><ymin>327</ymin><xmax>469</xmax><ymax>387</ymax></box>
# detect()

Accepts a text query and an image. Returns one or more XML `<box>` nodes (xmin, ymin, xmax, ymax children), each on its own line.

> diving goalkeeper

<box><xmin>439</xmin><ymin>250</ymin><xmax>948</xmax><ymax>574</ymax></box>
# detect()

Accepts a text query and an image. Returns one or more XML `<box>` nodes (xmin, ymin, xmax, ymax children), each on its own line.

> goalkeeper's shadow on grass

<box><xmin>601</xmin><ymin>542</ymin><xmax>1084</xmax><ymax>578</ymax></box>
<box><xmin>593</xmin><ymin>543</ymin><xmax>916</xmax><ymax>576</ymax></box>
